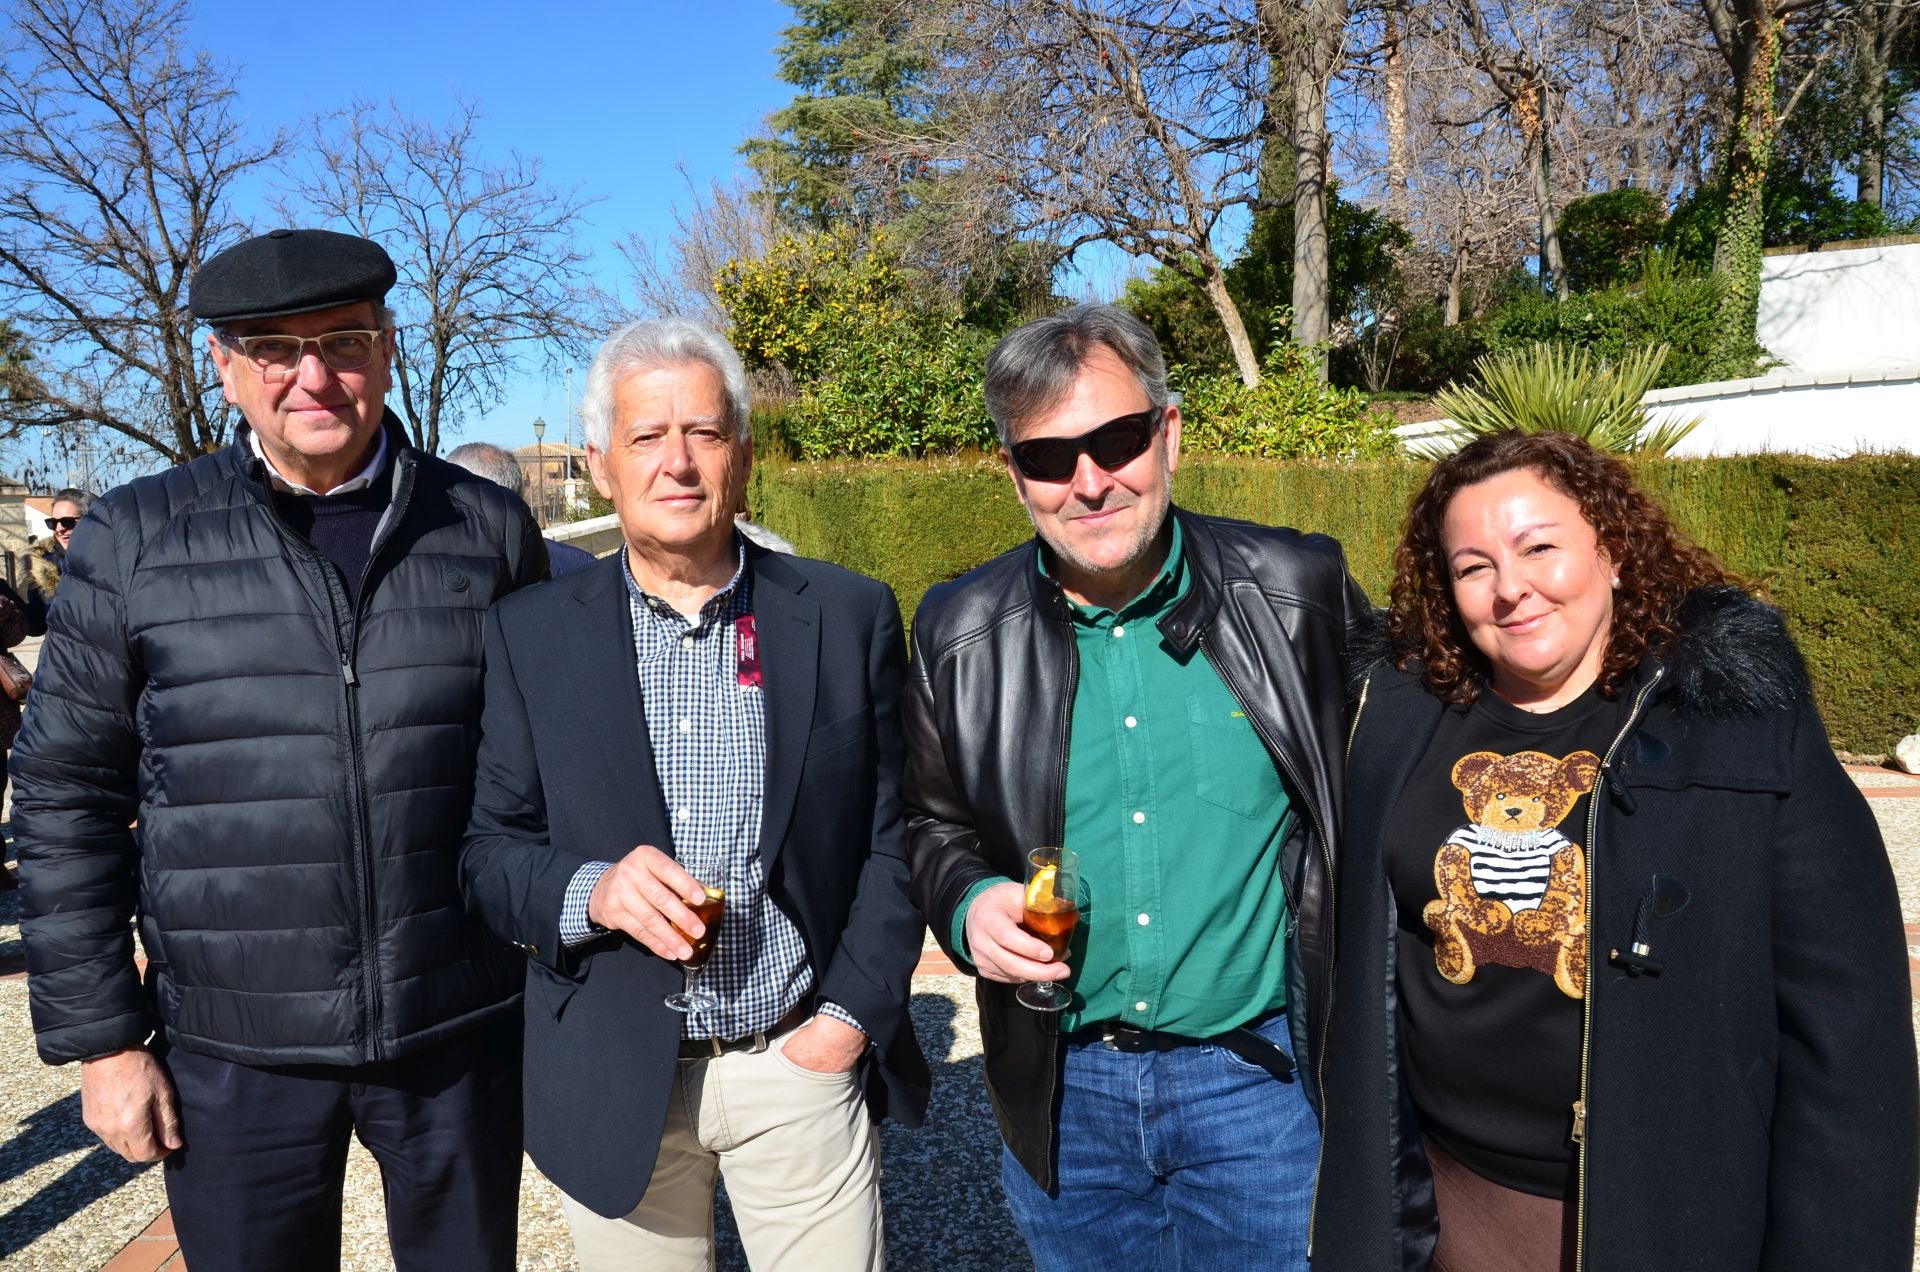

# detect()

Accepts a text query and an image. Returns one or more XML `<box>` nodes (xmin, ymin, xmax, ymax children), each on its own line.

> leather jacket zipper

<box><xmin>1573</xmin><ymin>667</ymin><xmax>1663</xmax><ymax>1271</ymax></box>
<box><xmin>1039</xmin><ymin>607</ymin><xmax>1078</xmax><ymax>1192</ymax></box>
<box><xmin>1308</xmin><ymin>668</ymin><xmax>1372</xmax><ymax>1254</ymax></box>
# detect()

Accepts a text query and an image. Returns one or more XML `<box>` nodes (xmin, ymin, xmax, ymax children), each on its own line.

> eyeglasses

<box><xmin>1008</xmin><ymin>408</ymin><xmax>1162</xmax><ymax>482</ymax></box>
<box><xmin>220</xmin><ymin>329</ymin><xmax>386</xmax><ymax>379</ymax></box>
<box><xmin>45</xmin><ymin>517</ymin><xmax>79</xmax><ymax>531</ymax></box>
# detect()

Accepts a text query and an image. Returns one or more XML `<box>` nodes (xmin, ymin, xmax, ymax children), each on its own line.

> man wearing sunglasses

<box><xmin>21</xmin><ymin>486</ymin><xmax>93</xmax><ymax>635</ymax></box>
<box><xmin>904</xmin><ymin>304</ymin><xmax>1370</xmax><ymax>1270</ymax></box>
<box><xmin>11</xmin><ymin>228</ymin><xmax>546</xmax><ymax>1271</ymax></box>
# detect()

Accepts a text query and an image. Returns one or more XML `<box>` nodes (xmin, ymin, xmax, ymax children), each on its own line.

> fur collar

<box><xmin>24</xmin><ymin>537</ymin><xmax>63</xmax><ymax>598</ymax></box>
<box><xmin>1351</xmin><ymin>586</ymin><xmax>1810</xmax><ymax>721</ymax></box>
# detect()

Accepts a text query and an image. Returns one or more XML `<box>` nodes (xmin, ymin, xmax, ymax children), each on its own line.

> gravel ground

<box><xmin>2</xmin><ymin>770</ymin><xmax>1915</xmax><ymax>1270</ymax></box>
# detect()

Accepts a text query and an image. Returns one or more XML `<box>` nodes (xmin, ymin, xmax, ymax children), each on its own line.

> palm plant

<box><xmin>1418</xmin><ymin>342</ymin><xmax>1700</xmax><ymax>458</ymax></box>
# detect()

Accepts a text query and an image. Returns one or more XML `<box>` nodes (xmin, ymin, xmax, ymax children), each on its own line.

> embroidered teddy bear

<box><xmin>1423</xmin><ymin>748</ymin><xmax>1602</xmax><ymax>1000</ymax></box>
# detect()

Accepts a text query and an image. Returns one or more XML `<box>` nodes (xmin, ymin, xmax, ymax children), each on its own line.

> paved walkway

<box><xmin>3</xmin><ymin>764</ymin><xmax>1918</xmax><ymax>1270</ymax></box>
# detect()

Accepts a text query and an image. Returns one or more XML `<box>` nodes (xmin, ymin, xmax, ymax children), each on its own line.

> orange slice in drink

<box><xmin>1025</xmin><ymin>864</ymin><xmax>1059</xmax><ymax>911</ymax></box>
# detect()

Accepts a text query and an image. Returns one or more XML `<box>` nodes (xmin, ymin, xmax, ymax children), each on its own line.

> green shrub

<box><xmin>1372</xmin><ymin>303</ymin><xmax>1489</xmax><ymax>393</ymax></box>
<box><xmin>1173</xmin><ymin>339</ymin><xmax>1400</xmax><ymax>460</ymax></box>
<box><xmin>1484</xmin><ymin>257</ymin><xmax>1726</xmax><ymax>388</ymax></box>
<box><xmin>782</xmin><ymin>317</ymin><xmax>995</xmax><ymax>458</ymax></box>
<box><xmin>1664</xmin><ymin>175</ymin><xmax>1900</xmax><ymax>263</ymax></box>
<box><xmin>747</xmin><ymin>454</ymin><xmax>1918</xmax><ymax>752</ymax></box>
<box><xmin>1560</xmin><ymin>189</ymin><xmax>1667</xmax><ymax>291</ymax></box>
<box><xmin>717</xmin><ymin>227</ymin><xmax>908</xmax><ymax>381</ymax></box>
<box><xmin>717</xmin><ymin>227</ymin><xmax>997</xmax><ymax>458</ymax></box>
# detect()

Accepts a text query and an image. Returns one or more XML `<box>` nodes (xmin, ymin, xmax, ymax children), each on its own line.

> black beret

<box><xmin>189</xmin><ymin>228</ymin><xmax>396</xmax><ymax>325</ymax></box>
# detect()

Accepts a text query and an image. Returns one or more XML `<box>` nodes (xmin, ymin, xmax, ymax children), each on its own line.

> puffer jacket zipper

<box><xmin>252</xmin><ymin>444</ymin><xmax>419</xmax><ymax>1062</ymax></box>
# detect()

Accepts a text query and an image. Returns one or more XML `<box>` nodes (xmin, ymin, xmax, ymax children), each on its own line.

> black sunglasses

<box><xmin>45</xmin><ymin>516</ymin><xmax>79</xmax><ymax>531</ymax></box>
<box><xmin>1009</xmin><ymin>408</ymin><xmax>1162</xmax><ymax>482</ymax></box>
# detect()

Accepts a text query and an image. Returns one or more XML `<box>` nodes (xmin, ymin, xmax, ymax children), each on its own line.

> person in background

<box><xmin>459</xmin><ymin>317</ymin><xmax>927</xmax><ymax>1271</ymax></box>
<box><xmin>0</xmin><ymin>575</ymin><xmax>28</xmax><ymax>890</ymax></box>
<box><xmin>447</xmin><ymin>440</ymin><xmax>598</xmax><ymax>576</ymax></box>
<box><xmin>11</xmin><ymin>228</ymin><xmax>546</xmax><ymax>1272</ymax></box>
<box><xmin>904</xmin><ymin>304</ymin><xmax>1369</xmax><ymax>1270</ymax></box>
<box><xmin>1316</xmin><ymin>430</ymin><xmax>1918</xmax><ymax>1272</ymax></box>
<box><xmin>22</xmin><ymin>486</ymin><xmax>93</xmax><ymax>635</ymax></box>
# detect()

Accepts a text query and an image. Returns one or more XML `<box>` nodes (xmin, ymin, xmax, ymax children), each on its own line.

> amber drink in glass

<box><xmin>1017</xmin><ymin>847</ymin><xmax>1079</xmax><ymax>1011</ymax></box>
<box><xmin>665</xmin><ymin>884</ymin><xmax>725</xmax><ymax>1013</ymax></box>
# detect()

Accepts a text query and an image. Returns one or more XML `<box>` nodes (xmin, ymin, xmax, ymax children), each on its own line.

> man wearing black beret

<box><xmin>11</xmin><ymin>228</ymin><xmax>547</xmax><ymax>1271</ymax></box>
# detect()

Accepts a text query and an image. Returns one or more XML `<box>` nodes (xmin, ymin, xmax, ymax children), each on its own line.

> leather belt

<box><xmin>1069</xmin><ymin>1015</ymin><xmax>1297</xmax><ymax>1082</ymax></box>
<box><xmin>678</xmin><ymin>1001</ymin><xmax>811</xmax><ymax>1060</ymax></box>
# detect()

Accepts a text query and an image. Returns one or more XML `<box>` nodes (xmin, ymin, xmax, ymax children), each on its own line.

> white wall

<box><xmin>1646</xmin><ymin>371</ymin><xmax>1920</xmax><ymax>457</ymax></box>
<box><xmin>1758</xmin><ymin>239</ymin><xmax>1920</xmax><ymax>375</ymax></box>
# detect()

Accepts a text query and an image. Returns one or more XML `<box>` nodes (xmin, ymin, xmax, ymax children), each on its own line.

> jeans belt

<box><xmin>1070</xmin><ymin>1016</ymin><xmax>1297</xmax><ymax>1082</ymax></box>
<box><xmin>678</xmin><ymin>1001</ymin><xmax>811</xmax><ymax>1060</ymax></box>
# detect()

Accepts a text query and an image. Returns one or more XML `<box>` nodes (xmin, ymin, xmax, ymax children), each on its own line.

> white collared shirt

<box><xmin>249</xmin><ymin>426</ymin><xmax>390</xmax><ymax>497</ymax></box>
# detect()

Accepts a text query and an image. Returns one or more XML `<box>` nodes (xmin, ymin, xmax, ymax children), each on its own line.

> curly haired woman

<box><xmin>1313</xmin><ymin>431</ymin><xmax>1917</xmax><ymax>1272</ymax></box>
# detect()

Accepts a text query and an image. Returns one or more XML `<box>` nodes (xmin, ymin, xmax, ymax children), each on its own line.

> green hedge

<box><xmin>747</xmin><ymin>453</ymin><xmax>1919</xmax><ymax>753</ymax></box>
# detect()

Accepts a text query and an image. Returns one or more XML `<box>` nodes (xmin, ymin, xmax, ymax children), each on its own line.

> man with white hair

<box><xmin>446</xmin><ymin>440</ymin><xmax>597</xmax><ymax>576</ymax></box>
<box><xmin>459</xmin><ymin>317</ymin><xmax>928</xmax><ymax>1271</ymax></box>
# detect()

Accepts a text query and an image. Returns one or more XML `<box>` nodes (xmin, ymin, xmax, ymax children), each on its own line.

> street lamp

<box><xmin>532</xmin><ymin>416</ymin><xmax>547</xmax><ymax>527</ymax></box>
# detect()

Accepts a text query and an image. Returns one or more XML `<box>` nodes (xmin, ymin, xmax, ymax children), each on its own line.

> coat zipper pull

<box><xmin>1570</xmin><ymin>1098</ymin><xmax>1587</xmax><ymax>1146</ymax></box>
<box><xmin>341</xmin><ymin>657</ymin><xmax>357</xmax><ymax>687</ymax></box>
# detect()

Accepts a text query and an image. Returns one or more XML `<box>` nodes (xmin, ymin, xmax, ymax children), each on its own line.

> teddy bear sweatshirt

<box><xmin>1383</xmin><ymin>685</ymin><xmax>1622</xmax><ymax>1198</ymax></box>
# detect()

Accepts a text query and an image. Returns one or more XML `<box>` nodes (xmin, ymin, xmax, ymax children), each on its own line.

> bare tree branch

<box><xmin>281</xmin><ymin>98</ymin><xmax>602</xmax><ymax>456</ymax></box>
<box><xmin>0</xmin><ymin>0</ymin><xmax>283</xmax><ymax>467</ymax></box>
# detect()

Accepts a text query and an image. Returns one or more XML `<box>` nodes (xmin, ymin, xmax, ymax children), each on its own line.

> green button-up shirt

<box><xmin>954</xmin><ymin>521</ymin><xmax>1297</xmax><ymax>1036</ymax></box>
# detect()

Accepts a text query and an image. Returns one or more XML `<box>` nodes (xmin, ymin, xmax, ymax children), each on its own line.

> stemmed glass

<box><xmin>664</xmin><ymin>882</ymin><xmax>725</xmax><ymax>1013</ymax></box>
<box><xmin>1017</xmin><ymin>847</ymin><xmax>1080</xmax><ymax>1012</ymax></box>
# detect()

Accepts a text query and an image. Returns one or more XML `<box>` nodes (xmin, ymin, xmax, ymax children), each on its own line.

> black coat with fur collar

<box><xmin>1313</xmin><ymin>589</ymin><xmax>1918</xmax><ymax>1271</ymax></box>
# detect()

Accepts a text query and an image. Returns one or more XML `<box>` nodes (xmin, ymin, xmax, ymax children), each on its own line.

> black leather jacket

<box><xmin>904</xmin><ymin>507</ymin><xmax>1371</xmax><ymax>1188</ymax></box>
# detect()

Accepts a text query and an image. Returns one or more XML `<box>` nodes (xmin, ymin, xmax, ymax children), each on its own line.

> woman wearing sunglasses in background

<box><xmin>1313</xmin><ymin>431</ymin><xmax>1916</xmax><ymax>1271</ymax></box>
<box><xmin>22</xmin><ymin>486</ymin><xmax>93</xmax><ymax>636</ymax></box>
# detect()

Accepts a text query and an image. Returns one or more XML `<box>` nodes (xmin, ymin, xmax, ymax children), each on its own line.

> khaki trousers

<box><xmin>562</xmin><ymin>1032</ymin><xmax>883</xmax><ymax>1271</ymax></box>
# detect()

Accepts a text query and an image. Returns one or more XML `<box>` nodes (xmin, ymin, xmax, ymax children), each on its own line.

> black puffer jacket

<box><xmin>1315</xmin><ymin>589</ymin><xmax>1918</xmax><ymax>1271</ymax></box>
<box><xmin>13</xmin><ymin>414</ymin><xmax>548</xmax><ymax>1067</ymax></box>
<box><xmin>905</xmin><ymin>508</ymin><xmax>1371</xmax><ymax>1189</ymax></box>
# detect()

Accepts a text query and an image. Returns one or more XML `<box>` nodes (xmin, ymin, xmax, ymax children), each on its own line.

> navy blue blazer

<box><xmin>459</xmin><ymin>542</ymin><xmax>929</xmax><ymax>1219</ymax></box>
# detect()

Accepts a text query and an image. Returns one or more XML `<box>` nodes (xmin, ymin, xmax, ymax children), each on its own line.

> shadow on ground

<box><xmin>712</xmin><ymin>991</ymin><xmax>1030</xmax><ymax>1271</ymax></box>
<box><xmin>0</xmin><ymin>1091</ymin><xmax>153</xmax><ymax>1257</ymax></box>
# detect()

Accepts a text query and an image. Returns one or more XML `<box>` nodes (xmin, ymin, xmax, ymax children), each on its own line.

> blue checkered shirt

<box><xmin>558</xmin><ymin>543</ymin><xmax>861</xmax><ymax>1041</ymax></box>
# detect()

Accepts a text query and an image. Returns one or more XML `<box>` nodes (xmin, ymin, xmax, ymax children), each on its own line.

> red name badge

<box><xmin>736</xmin><ymin>615</ymin><xmax>762</xmax><ymax>689</ymax></box>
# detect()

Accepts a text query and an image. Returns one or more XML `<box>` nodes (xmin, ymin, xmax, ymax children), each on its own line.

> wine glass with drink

<box><xmin>1017</xmin><ymin>847</ymin><xmax>1080</xmax><ymax>1012</ymax></box>
<box><xmin>664</xmin><ymin>881</ymin><xmax>725</xmax><ymax>1014</ymax></box>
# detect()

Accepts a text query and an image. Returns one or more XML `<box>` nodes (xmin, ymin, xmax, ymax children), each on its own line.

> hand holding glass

<box><xmin>1017</xmin><ymin>847</ymin><xmax>1080</xmax><ymax>1012</ymax></box>
<box><xmin>664</xmin><ymin>883</ymin><xmax>725</xmax><ymax>1013</ymax></box>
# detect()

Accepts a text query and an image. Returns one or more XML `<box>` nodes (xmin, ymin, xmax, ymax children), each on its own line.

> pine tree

<box><xmin>742</xmin><ymin>0</ymin><xmax>928</xmax><ymax>230</ymax></box>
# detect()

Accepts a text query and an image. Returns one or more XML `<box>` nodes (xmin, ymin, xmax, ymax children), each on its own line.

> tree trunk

<box><xmin>1855</xmin><ymin>6</ymin><xmax>1891</xmax><ymax>208</ymax></box>
<box><xmin>1531</xmin><ymin>135</ymin><xmax>1568</xmax><ymax>298</ymax></box>
<box><xmin>1384</xmin><ymin>3</ymin><xmax>1410</xmax><ymax>226</ymax></box>
<box><xmin>1200</xmin><ymin>258</ymin><xmax>1263</xmax><ymax>387</ymax></box>
<box><xmin>1445</xmin><ymin>247</ymin><xmax>1467</xmax><ymax>326</ymax></box>
<box><xmin>1711</xmin><ymin>5</ymin><xmax>1781</xmax><ymax>377</ymax></box>
<box><xmin>1527</xmin><ymin>83</ymin><xmax>1568</xmax><ymax>299</ymax></box>
<box><xmin>1290</xmin><ymin>0</ymin><xmax>1348</xmax><ymax>379</ymax></box>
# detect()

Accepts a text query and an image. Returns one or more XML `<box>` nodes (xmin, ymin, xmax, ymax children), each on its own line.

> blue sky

<box><xmin>186</xmin><ymin>0</ymin><xmax>799</xmax><ymax>455</ymax></box>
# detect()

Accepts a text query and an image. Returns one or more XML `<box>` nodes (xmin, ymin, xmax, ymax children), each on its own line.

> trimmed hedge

<box><xmin>748</xmin><ymin>453</ymin><xmax>1919</xmax><ymax>753</ymax></box>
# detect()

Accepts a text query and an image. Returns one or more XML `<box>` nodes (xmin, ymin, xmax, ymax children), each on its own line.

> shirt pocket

<box><xmin>1185</xmin><ymin>695</ymin><xmax>1280</xmax><ymax>821</ymax></box>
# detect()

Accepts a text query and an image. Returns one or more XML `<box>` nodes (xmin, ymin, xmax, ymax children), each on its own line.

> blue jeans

<box><xmin>1000</xmin><ymin>1012</ymin><xmax>1318</xmax><ymax>1271</ymax></box>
